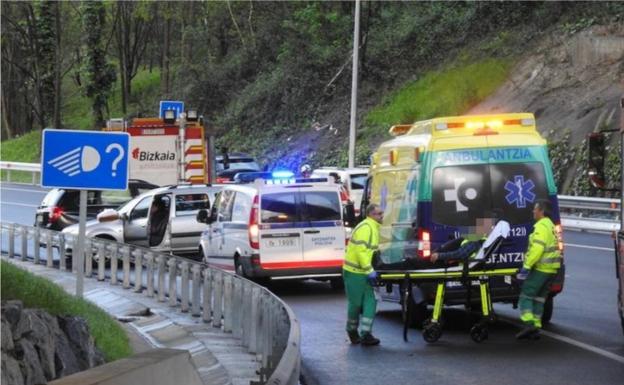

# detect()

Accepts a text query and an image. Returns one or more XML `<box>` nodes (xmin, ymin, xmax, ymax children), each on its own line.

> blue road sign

<box><xmin>159</xmin><ymin>100</ymin><xmax>184</xmax><ymax>118</ymax></box>
<box><xmin>41</xmin><ymin>129</ymin><xmax>130</xmax><ymax>190</ymax></box>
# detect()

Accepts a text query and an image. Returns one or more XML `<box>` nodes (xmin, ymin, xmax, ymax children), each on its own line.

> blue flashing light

<box><xmin>272</xmin><ymin>170</ymin><xmax>294</xmax><ymax>179</ymax></box>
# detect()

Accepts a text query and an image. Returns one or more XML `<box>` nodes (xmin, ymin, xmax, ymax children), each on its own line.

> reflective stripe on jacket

<box><xmin>524</xmin><ymin>217</ymin><xmax>561</xmax><ymax>274</ymax></box>
<box><xmin>343</xmin><ymin>217</ymin><xmax>380</xmax><ymax>275</ymax></box>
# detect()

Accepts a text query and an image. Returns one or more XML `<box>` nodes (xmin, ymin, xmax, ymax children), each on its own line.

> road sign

<box><xmin>159</xmin><ymin>100</ymin><xmax>184</xmax><ymax>119</ymax></box>
<box><xmin>41</xmin><ymin>129</ymin><xmax>130</xmax><ymax>190</ymax></box>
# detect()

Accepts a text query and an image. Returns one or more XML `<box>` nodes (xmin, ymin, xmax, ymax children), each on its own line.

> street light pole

<box><xmin>348</xmin><ymin>0</ymin><xmax>361</xmax><ymax>168</ymax></box>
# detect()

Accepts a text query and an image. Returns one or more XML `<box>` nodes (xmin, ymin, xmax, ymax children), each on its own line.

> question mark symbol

<box><xmin>105</xmin><ymin>143</ymin><xmax>125</xmax><ymax>177</ymax></box>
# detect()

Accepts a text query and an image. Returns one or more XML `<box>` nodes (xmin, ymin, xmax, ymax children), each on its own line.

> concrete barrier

<box><xmin>48</xmin><ymin>349</ymin><xmax>203</xmax><ymax>385</ymax></box>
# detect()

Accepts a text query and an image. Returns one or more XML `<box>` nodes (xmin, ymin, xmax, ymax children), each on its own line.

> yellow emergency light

<box><xmin>389</xmin><ymin>124</ymin><xmax>413</xmax><ymax>136</ymax></box>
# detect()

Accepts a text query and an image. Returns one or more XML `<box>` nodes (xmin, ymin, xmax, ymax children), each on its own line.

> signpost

<box><xmin>159</xmin><ymin>100</ymin><xmax>184</xmax><ymax>119</ymax></box>
<box><xmin>41</xmin><ymin>129</ymin><xmax>129</xmax><ymax>297</ymax></box>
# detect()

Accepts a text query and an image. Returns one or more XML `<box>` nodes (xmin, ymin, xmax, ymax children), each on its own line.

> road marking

<box><xmin>2</xmin><ymin>202</ymin><xmax>38</xmax><ymax>208</ymax></box>
<box><xmin>502</xmin><ymin>317</ymin><xmax>624</xmax><ymax>364</ymax></box>
<box><xmin>1</xmin><ymin>186</ymin><xmax>47</xmax><ymax>194</ymax></box>
<box><xmin>564</xmin><ymin>243</ymin><xmax>613</xmax><ymax>252</ymax></box>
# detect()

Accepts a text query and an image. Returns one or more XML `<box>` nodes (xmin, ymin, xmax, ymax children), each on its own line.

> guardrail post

<box><xmin>85</xmin><ymin>239</ymin><xmax>93</xmax><ymax>277</ymax></box>
<box><xmin>7</xmin><ymin>169</ymin><xmax>11</xmax><ymax>182</ymax></box>
<box><xmin>223</xmin><ymin>274</ymin><xmax>233</xmax><ymax>333</ymax></box>
<box><xmin>122</xmin><ymin>247</ymin><xmax>131</xmax><ymax>289</ymax></box>
<box><xmin>33</xmin><ymin>226</ymin><xmax>40</xmax><ymax>264</ymax></box>
<box><xmin>109</xmin><ymin>245</ymin><xmax>118</xmax><ymax>285</ymax></box>
<box><xmin>58</xmin><ymin>233</ymin><xmax>66</xmax><ymax>270</ymax></box>
<box><xmin>97</xmin><ymin>242</ymin><xmax>106</xmax><ymax>281</ymax></box>
<box><xmin>8</xmin><ymin>224</ymin><xmax>15</xmax><ymax>258</ymax></box>
<box><xmin>202</xmin><ymin>268</ymin><xmax>213</xmax><ymax>323</ymax></box>
<box><xmin>157</xmin><ymin>255</ymin><xmax>166</xmax><ymax>302</ymax></box>
<box><xmin>180</xmin><ymin>261</ymin><xmax>190</xmax><ymax>312</ymax></box>
<box><xmin>21</xmin><ymin>227</ymin><xmax>28</xmax><ymax>261</ymax></box>
<box><xmin>191</xmin><ymin>264</ymin><xmax>201</xmax><ymax>317</ymax></box>
<box><xmin>45</xmin><ymin>230</ymin><xmax>53</xmax><ymax>267</ymax></box>
<box><xmin>134</xmin><ymin>249</ymin><xmax>143</xmax><ymax>292</ymax></box>
<box><xmin>212</xmin><ymin>271</ymin><xmax>223</xmax><ymax>328</ymax></box>
<box><xmin>242</xmin><ymin>283</ymin><xmax>252</xmax><ymax>348</ymax></box>
<box><xmin>249</xmin><ymin>286</ymin><xmax>260</xmax><ymax>354</ymax></box>
<box><xmin>145</xmin><ymin>253</ymin><xmax>154</xmax><ymax>297</ymax></box>
<box><xmin>262</xmin><ymin>298</ymin><xmax>271</xmax><ymax>370</ymax></box>
<box><xmin>32</xmin><ymin>172</ymin><xmax>36</xmax><ymax>185</ymax></box>
<box><xmin>232</xmin><ymin>278</ymin><xmax>242</xmax><ymax>338</ymax></box>
<box><xmin>168</xmin><ymin>257</ymin><xmax>177</xmax><ymax>307</ymax></box>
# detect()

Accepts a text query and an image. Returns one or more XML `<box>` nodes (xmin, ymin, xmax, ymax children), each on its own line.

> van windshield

<box><xmin>431</xmin><ymin>163</ymin><xmax>549</xmax><ymax>226</ymax></box>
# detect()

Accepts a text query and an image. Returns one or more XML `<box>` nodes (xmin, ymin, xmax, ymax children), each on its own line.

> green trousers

<box><xmin>343</xmin><ymin>270</ymin><xmax>377</xmax><ymax>335</ymax></box>
<box><xmin>518</xmin><ymin>270</ymin><xmax>555</xmax><ymax>328</ymax></box>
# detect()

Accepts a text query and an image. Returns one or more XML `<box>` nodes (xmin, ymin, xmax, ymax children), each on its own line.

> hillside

<box><xmin>1</xmin><ymin>2</ymin><xmax>622</xmax><ymax>194</ymax></box>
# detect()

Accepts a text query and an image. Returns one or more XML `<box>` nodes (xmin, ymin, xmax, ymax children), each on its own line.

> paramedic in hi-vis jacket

<box><xmin>516</xmin><ymin>199</ymin><xmax>562</xmax><ymax>339</ymax></box>
<box><xmin>342</xmin><ymin>204</ymin><xmax>383</xmax><ymax>346</ymax></box>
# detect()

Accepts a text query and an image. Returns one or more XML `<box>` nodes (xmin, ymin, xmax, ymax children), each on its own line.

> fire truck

<box><xmin>104</xmin><ymin>107</ymin><xmax>215</xmax><ymax>186</ymax></box>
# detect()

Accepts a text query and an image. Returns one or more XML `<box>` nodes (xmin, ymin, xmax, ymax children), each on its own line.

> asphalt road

<box><xmin>2</xmin><ymin>182</ymin><xmax>623</xmax><ymax>385</ymax></box>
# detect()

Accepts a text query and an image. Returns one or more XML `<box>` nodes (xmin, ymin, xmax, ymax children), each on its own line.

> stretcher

<box><xmin>375</xmin><ymin>220</ymin><xmax>519</xmax><ymax>343</ymax></box>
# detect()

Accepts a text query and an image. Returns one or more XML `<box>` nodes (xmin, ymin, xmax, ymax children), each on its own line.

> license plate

<box><xmin>264</xmin><ymin>238</ymin><xmax>298</xmax><ymax>248</ymax></box>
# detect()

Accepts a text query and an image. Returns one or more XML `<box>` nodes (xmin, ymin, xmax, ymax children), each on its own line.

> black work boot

<box><xmin>347</xmin><ymin>330</ymin><xmax>361</xmax><ymax>344</ymax></box>
<box><xmin>515</xmin><ymin>325</ymin><xmax>538</xmax><ymax>340</ymax></box>
<box><xmin>360</xmin><ymin>333</ymin><xmax>380</xmax><ymax>346</ymax></box>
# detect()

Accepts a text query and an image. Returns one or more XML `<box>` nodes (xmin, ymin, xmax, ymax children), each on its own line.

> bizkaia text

<box><xmin>132</xmin><ymin>147</ymin><xmax>175</xmax><ymax>161</ymax></box>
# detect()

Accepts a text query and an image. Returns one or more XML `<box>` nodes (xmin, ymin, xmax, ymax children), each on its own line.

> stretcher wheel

<box><xmin>422</xmin><ymin>323</ymin><xmax>442</xmax><ymax>343</ymax></box>
<box><xmin>470</xmin><ymin>325</ymin><xmax>488</xmax><ymax>343</ymax></box>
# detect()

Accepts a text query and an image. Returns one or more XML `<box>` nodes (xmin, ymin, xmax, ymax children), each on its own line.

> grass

<box><xmin>0</xmin><ymin>130</ymin><xmax>42</xmax><ymax>182</ymax></box>
<box><xmin>63</xmin><ymin>68</ymin><xmax>162</xmax><ymax>130</ymax></box>
<box><xmin>1</xmin><ymin>260</ymin><xmax>132</xmax><ymax>362</ymax></box>
<box><xmin>363</xmin><ymin>58</ymin><xmax>513</xmax><ymax>137</ymax></box>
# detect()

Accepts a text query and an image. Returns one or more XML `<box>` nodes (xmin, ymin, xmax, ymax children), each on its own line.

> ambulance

<box><xmin>361</xmin><ymin>113</ymin><xmax>565</xmax><ymax>325</ymax></box>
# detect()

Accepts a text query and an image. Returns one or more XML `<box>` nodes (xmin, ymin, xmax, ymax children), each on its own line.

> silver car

<box><xmin>62</xmin><ymin>184</ymin><xmax>223</xmax><ymax>258</ymax></box>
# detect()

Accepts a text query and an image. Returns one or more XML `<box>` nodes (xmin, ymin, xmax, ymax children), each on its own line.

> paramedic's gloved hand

<box><xmin>367</xmin><ymin>271</ymin><xmax>379</xmax><ymax>286</ymax></box>
<box><xmin>516</xmin><ymin>268</ymin><xmax>530</xmax><ymax>281</ymax></box>
<box><xmin>430</xmin><ymin>253</ymin><xmax>439</xmax><ymax>263</ymax></box>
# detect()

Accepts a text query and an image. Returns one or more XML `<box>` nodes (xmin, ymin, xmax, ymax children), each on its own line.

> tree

<box><xmin>113</xmin><ymin>1</ymin><xmax>153</xmax><ymax>114</ymax></box>
<box><xmin>81</xmin><ymin>1</ymin><xmax>116</xmax><ymax>129</ymax></box>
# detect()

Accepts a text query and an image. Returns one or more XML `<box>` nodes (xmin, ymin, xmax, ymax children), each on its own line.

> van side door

<box><xmin>123</xmin><ymin>195</ymin><xmax>152</xmax><ymax>247</ymax></box>
<box><xmin>170</xmin><ymin>192</ymin><xmax>211</xmax><ymax>253</ymax></box>
<box><xmin>300</xmin><ymin>189</ymin><xmax>345</xmax><ymax>266</ymax></box>
<box><xmin>213</xmin><ymin>190</ymin><xmax>236</xmax><ymax>256</ymax></box>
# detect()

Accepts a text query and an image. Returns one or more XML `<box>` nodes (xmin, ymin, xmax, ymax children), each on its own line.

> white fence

<box><xmin>0</xmin><ymin>222</ymin><xmax>301</xmax><ymax>385</ymax></box>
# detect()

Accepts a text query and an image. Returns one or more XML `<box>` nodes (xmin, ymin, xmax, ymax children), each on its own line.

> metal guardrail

<box><xmin>558</xmin><ymin>195</ymin><xmax>620</xmax><ymax>232</ymax></box>
<box><xmin>0</xmin><ymin>161</ymin><xmax>41</xmax><ymax>184</ymax></box>
<box><xmin>0</xmin><ymin>222</ymin><xmax>301</xmax><ymax>385</ymax></box>
<box><xmin>0</xmin><ymin>161</ymin><xmax>619</xmax><ymax>233</ymax></box>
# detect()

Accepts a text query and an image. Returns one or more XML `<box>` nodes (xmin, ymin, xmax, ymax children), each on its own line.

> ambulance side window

<box><xmin>217</xmin><ymin>190</ymin><xmax>235</xmax><ymax>222</ymax></box>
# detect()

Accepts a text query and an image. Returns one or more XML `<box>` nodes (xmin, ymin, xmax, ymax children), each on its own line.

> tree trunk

<box><xmin>53</xmin><ymin>1</ymin><xmax>62</xmax><ymax>128</ymax></box>
<box><xmin>161</xmin><ymin>12</ymin><xmax>171</xmax><ymax>98</ymax></box>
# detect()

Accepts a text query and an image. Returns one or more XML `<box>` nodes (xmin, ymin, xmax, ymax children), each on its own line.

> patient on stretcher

<box><xmin>374</xmin><ymin>217</ymin><xmax>510</xmax><ymax>271</ymax></box>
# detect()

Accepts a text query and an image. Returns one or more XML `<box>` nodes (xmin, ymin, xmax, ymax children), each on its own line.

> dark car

<box><xmin>215</xmin><ymin>152</ymin><xmax>261</xmax><ymax>181</ymax></box>
<box><xmin>35</xmin><ymin>179</ymin><xmax>158</xmax><ymax>231</ymax></box>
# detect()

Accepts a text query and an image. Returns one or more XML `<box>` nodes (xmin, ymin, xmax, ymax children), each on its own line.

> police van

<box><xmin>197</xmin><ymin>173</ymin><xmax>353</xmax><ymax>287</ymax></box>
<box><xmin>311</xmin><ymin>167</ymin><xmax>369</xmax><ymax>215</ymax></box>
<box><xmin>361</xmin><ymin>113</ymin><xmax>565</xmax><ymax>325</ymax></box>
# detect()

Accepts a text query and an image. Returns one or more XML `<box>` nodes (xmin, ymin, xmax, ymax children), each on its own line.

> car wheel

<box><xmin>198</xmin><ymin>246</ymin><xmax>206</xmax><ymax>263</ymax></box>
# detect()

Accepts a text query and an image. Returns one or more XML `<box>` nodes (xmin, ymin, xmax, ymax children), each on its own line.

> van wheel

<box><xmin>330</xmin><ymin>278</ymin><xmax>344</xmax><ymax>291</ymax></box>
<box><xmin>541</xmin><ymin>295</ymin><xmax>554</xmax><ymax>325</ymax></box>
<box><xmin>235</xmin><ymin>257</ymin><xmax>248</xmax><ymax>278</ymax></box>
<box><xmin>197</xmin><ymin>247</ymin><xmax>206</xmax><ymax>263</ymax></box>
<box><xmin>407</xmin><ymin>297</ymin><xmax>429</xmax><ymax>329</ymax></box>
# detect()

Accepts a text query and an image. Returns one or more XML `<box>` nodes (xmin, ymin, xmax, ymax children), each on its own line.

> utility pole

<box><xmin>348</xmin><ymin>0</ymin><xmax>361</xmax><ymax>168</ymax></box>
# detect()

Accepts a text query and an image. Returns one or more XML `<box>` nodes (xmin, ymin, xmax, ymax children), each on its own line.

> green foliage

<box><xmin>363</xmin><ymin>58</ymin><xmax>512</xmax><ymax>137</ymax></box>
<box><xmin>1</xmin><ymin>261</ymin><xmax>132</xmax><ymax>361</ymax></box>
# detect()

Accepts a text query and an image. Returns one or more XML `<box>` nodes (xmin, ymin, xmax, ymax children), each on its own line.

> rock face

<box><xmin>1</xmin><ymin>300</ymin><xmax>105</xmax><ymax>385</ymax></box>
